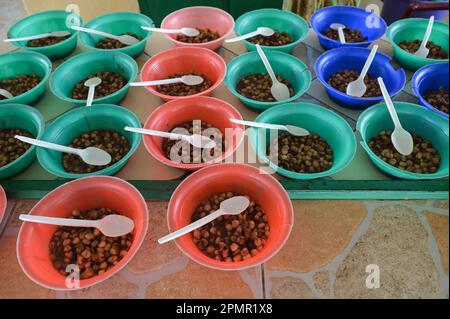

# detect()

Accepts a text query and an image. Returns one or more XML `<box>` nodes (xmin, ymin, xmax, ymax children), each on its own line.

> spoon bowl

<box><xmin>391</xmin><ymin>127</ymin><xmax>414</xmax><ymax>156</ymax></box>
<box><xmin>270</xmin><ymin>81</ymin><xmax>291</xmax><ymax>102</ymax></box>
<box><xmin>330</xmin><ymin>23</ymin><xmax>346</xmax><ymax>44</ymax></box>
<box><xmin>0</xmin><ymin>89</ymin><xmax>14</xmax><ymax>99</ymax></box>
<box><xmin>84</xmin><ymin>76</ymin><xmax>102</xmax><ymax>107</ymax></box>
<box><xmin>84</xmin><ymin>77</ymin><xmax>102</xmax><ymax>87</ymax></box>
<box><xmin>81</xmin><ymin>147</ymin><xmax>112</xmax><ymax>166</ymax></box>
<box><xmin>346</xmin><ymin>45</ymin><xmax>379</xmax><ymax>97</ymax></box>
<box><xmin>180</xmin><ymin>27</ymin><xmax>200</xmax><ymax>37</ymax></box>
<box><xmin>181</xmin><ymin>75</ymin><xmax>204</xmax><ymax>85</ymax></box>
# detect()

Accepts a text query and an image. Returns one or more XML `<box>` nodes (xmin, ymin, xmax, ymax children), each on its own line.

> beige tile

<box><xmin>268</xmin><ymin>277</ymin><xmax>314</xmax><ymax>299</ymax></box>
<box><xmin>423</xmin><ymin>211</ymin><xmax>449</xmax><ymax>276</ymax></box>
<box><xmin>7</xmin><ymin>199</ymin><xmax>38</xmax><ymax>228</ymax></box>
<box><xmin>314</xmin><ymin>271</ymin><xmax>330</xmax><ymax>297</ymax></box>
<box><xmin>432</xmin><ymin>200</ymin><xmax>449</xmax><ymax>210</ymax></box>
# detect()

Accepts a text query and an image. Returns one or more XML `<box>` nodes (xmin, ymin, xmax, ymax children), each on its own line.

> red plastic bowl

<box><xmin>167</xmin><ymin>163</ymin><xmax>294</xmax><ymax>271</ymax></box>
<box><xmin>0</xmin><ymin>185</ymin><xmax>6</xmax><ymax>225</ymax></box>
<box><xmin>161</xmin><ymin>6</ymin><xmax>235</xmax><ymax>51</ymax></box>
<box><xmin>142</xmin><ymin>96</ymin><xmax>245</xmax><ymax>171</ymax></box>
<box><xmin>16</xmin><ymin>176</ymin><xmax>148</xmax><ymax>291</ymax></box>
<box><xmin>140</xmin><ymin>47</ymin><xmax>226</xmax><ymax>101</ymax></box>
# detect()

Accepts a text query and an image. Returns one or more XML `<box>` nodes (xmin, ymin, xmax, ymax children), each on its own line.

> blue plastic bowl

<box><xmin>310</xmin><ymin>5</ymin><xmax>387</xmax><ymax>51</ymax></box>
<box><xmin>315</xmin><ymin>47</ymin><xmax>406</xmax><ymax>109</ymax></box>
<box><xmin>411</xmin><ymin>62</ymin><xmax>449</xmax><ymax>119</ymax></box>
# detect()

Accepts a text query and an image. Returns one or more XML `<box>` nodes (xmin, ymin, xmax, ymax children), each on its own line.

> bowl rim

<box><xmin>167</xmin><ymin>163</ymin><xmax>294</xmax><ymax>271</ymax></box>
<box><xmin>160</xmin><ymin>5</ymin><xmax>235</xmax><ymax>47</ymax></box>
<box><xmin>225</xmin><ymin>50</ymin><xmax>312</xmax><ymax>107</ymax></box>
<box><xmin>15</xmin><ymin>175</ymin><xmax>149</xmax><ymax>291</ymax></box>
<box><xmin>251</xmin><ymin>102</ymin><xmax>357</xmax><ymax>180</ymax></box>
<box><xmin>0</xmin><ymin>184</ymin><xmax>6</xmax><ymax>225</ymax></box>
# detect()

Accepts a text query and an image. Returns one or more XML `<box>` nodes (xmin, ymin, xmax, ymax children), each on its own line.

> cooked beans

<box><xmin>0</xmin><ymin>75</ymin><xmax>42</xmax><ymax>100</ymax></box>
<box><xmin>155</xmin><ymin>72</ymin><xmax>212</xmax><ymax>96</ymax></box>
<box><xmin>27</xmin><ymin>35</ymin><xmax>70</xmax><ymax>47</ymax></box>
<box><xmin>176</xmin><ymin>28</ymin><xmax>220</xmax><ymax>43</ymax></box>
<box><xmin>424</xmin><ymin>86</ymin><xmax>449</xmax><ymax>114</ymax></box>
<box><xmin>0</xmin><ymin>128</ymin><xmax>33</xmax><ymax>167</ymax></box>
<box><xmin>95</xmin><ymin>33</ymin><xmax>142</xmax><ymax>49</ymax></box>
<box><xmin>248</xmin><ymin>30</ymin><xmax>293</xmax><ymax>46</ymax></box>
<box><xmin>328</xmin><ymin>69</ymin><xmax>381</xmax><ymax>97</ymax></box>
<box><xmin>323</xmin><ymin>26</ymin><xmax>368</xmax><ymax>43</ymax></box>
<box><xmin>399</xmin><ymin>40</ymin><xmax>448</xmax><ymax>60</ymax></box>
<box><xmin>236</xmin><ymin>73</ymin><xmax>295</xmax><ymax>102</ymax></box>
<box><xmin>71</xmin><ymin>72</ymin><xmax>127</xmax><ymax>100</ymax></box>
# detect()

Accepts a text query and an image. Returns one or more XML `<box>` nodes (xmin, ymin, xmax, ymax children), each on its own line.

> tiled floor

<box><xmin>0</xmin><ymin>0</ymin><xmax>27</xmax><ymax>53</ymax></box>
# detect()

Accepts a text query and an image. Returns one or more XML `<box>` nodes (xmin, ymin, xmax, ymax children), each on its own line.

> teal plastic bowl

<box><xmin>79</xmin><ymin>12</ymin><xmax>154</xmax><ymax>58</ymax></box>
<box><xmin>50</xmin><ymin>51</ymin><xmax>138</xmax><ymax>106</ymax></box>
<box><xmin>0</xmin><ymin>51</ymin><xmax>52</xmax><ymax>106</ymax></box>
<box><xmin>251</xmin><ymin>102</ymin><xmax>357</xmax><ymax>180</ymax></box>
<box><xmin>36</xmin><ymin>104</ymin><xmax>142</xmax><ymax>179</ymax></box>
<box><xmin>387</xmin><ymin>18</ymin><xmax>449</xmax><ymax>71</ymax></box>
<box><xmin>0</xmin><ymin>104</ymin><xmax>45</xmax><ymax>179</ymax></box>
<box><xmin>234</xmin><ymin>9</ymin><xmax>309</xmax><ymax>54</ymax></box>
<box><xmin>7</xmin><ymin>10</ymin><xmax>81</xmax><ymax>60</ymax></box>
<box><xmin>225</xmin><ymin>51</ymin><xmax>312</xmax><ymax>111</ymax></box>
<box><xmin>357</xmin><ymin>102</ymin><xmax>449</xmax><ymax>180</ymax></box>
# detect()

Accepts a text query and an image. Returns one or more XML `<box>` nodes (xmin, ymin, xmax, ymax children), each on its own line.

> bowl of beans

<box><xmin>310</xmin><ymin>5</ymin><xmax>387</xmax><ymax>51</ymax></box>
<box><xmin>225</xmin><ymin>51</ymin><xmax>312</xmax><ymax>111</ymax></box>
<box><xmin>161</xmin><ymin>6</ymin><xmax>234</xmax><ymax>51</ymax></box>
<box><xmin>78</xmin><ymin>12</ymin><xmax>154</xmax><ymax>58</ymax></box>
<box><xmin>234</xmin><ymin>8</ymin><xmax>309</xmax><ymax>54</ymax></box>
<box><xmin>140</xmin><ymin>47</ymin><xmax>226</xmax><ymax>101</ymax></box>
<box><xmin>387</xmin><ymin>18</ymin><xmax>449</xmax><ymax>71</ymax></box>
<box><xmin>7</xmin><ymin>10</ymin><xmax>81</xmax><ymax>60</ymax></box>
<box><xmin>0</xmin><ymin>104</ymin><xmax>45</xmax><ymax>179</ymax></box>
<box><xmin>251</xmin><ymin>102</ymin><xmax>356</xmax><ymax>180</ymax></box>
<box><xmin>357</xmin><ymin>102</ymin><xmax>449</xmax><ymax>180</ymax></box>
<box><xmin>412</xmin><ymin>62</ymin><xmax>449</xmax><ymax>119</ymax></box>
<box><xmin>0</xmin><ymin>51</ymin><xmax>52</xmax><ymax>106</ymax></box>
<box><xmin>50</xmin><ymin>51</ymin><xmax>138</xmax><ymax>106</ymax></box>
<box><xmin>36</xmin><ymin>104</ymin><xmax>141</xmax><ymax>179</ymax></box>
<box><xmin>142</xmin><ymin>96</ymin><xmax>244</xmax><ymax>171</ymax></box>
<box><xmin>167</xmin><ymin>163</ymin><xmax>293</xmax><ymax>270</ymax></box>
<box><xmin>16</xmin><ymin>176</ymin><xmax>148</xmax><ymax>290</ymax></box>
<box><xmin>315</xmin><ymin>47</ymin><xmax>406</xmax><ymax>109</ymax></box>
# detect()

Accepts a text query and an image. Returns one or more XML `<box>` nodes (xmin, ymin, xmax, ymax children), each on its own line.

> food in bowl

<box><xmin>399</xmin><ymin>40</ymin><xmax>448</xmax><ymax>60</ymax></box>
<box><xmin>191</xmin><ymin>192</ymin><xmax>269</xmax><ymax>262</ymax></box>
<box><xmin>0</xmin><ymin>128</ymin><xmax>33</xmax><ymax>167</ymax></box>
<box><xmin>27</xmin><ymin>35</ymin><xmax>70</xmax><ymax>47</ymax></box>
<box><xmin>369</xmin><ymin>130</ymin><xmax>441</xmax><ymax>173</ymax></box>
<box><xmin>236</xmin><ymin>73</ymin><xmax>295</xmax><ymax>102</ymax></box>
<box><xmin>71</xmin><ymin>72</ymin><xmax>127</xmax><ymax>100</ymax></box>
<box><xmin>62</xmin><ymin>129</ymin><xmax>130</xmax><ymax>174</ymax></box>
<box><xmin>328</xmin><ymin>69</ymin><xmax>381</xmax><ymax>97</ymax></box>
<box><xmin>424</xmin><ymin>86</ymin><xmax>449</xmax><ymax>114</ymax></box>
<box><xmin>155</xmin><ymin>72</ymin><xmax>212</xmax><ymax>96</ymax></box>
<box><xmin>176</xmin><ymin>28</ymin><xmax>220</xmax><ymax>43</ymax></box>
<box><xmin>49</xmin><ymin>208</ymin><xmax>133</xmax><ymax>279</ymax></box>
<box><xmin>0</xmin><ymin>75</ymin><xmax>42</xmax><ymax>100</ymax></box>
<box><xmin>95</xmin><ymin>33</ymin><xmax>142</xmax><ymax>49</ymax></box>
<box><xmin>323</xmin><ymin>26</ymin><xmax>368</xmax><ymax>43</ymax></box>
<box><xmin>247</xmin><ymin>30</ymin><xmax>293</xmax><ymax>46</ymax></box>
<box><xmin>268</xmin><ymin>133</ymin><xmax>333</xmax><ymax>173</ymax></box>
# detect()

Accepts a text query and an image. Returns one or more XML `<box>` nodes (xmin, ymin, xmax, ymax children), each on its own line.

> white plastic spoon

<box><xmin>130</xmin><ymin>75</ymin><xmax>203</xmax><ymax>87</ymax></box>
<box><xmin>71</xmin><ymin>26</ymin><xmax>139</xmax><ymax>46</ymax></box>
<box><xmin>19</xmin><ymin>214</ymin><xmax>134</xmax><ymax>237</ymax></box>
<box><xmin>84</xmin><ymin>77</ymin><xmax>102</xmax><ymax>107</ymax></box>
<box><xmin>158</xmin><ymin>196</ymin><xmax>249</xmax><ymax>244</ymax></box>
<box><xmin>225</xmin><ymin>27</ymin><xmax>275</xmax><ymax>43</ymax></box>
<box><xmin>377</xmin><ymin>77</ymin><xmax>414</xmax><ymax>156</ymax></box>
<box><xmin>414</xmin><ymin>16</ymin><xmax>435</xmax><ymax>58</ymax></box>
<box><xmin>346</xmin><ymin>45</ymin><xmax>379</xmax><ymax>97</ymax></box>
<box><xmin>4</xmin><ymin>30</ymin><xmax>71</xmax><ymax>43</ymax></box>
<box><xmin>255</xmin><ymin>44</ymin><xmax>290</xmax><ymax>102</ymax></box>
<box><xmin>15</xmin><ymin>135</ymin><xmax>112</xmax><ymax>166</ymax></box>
<box><xmin>124</xmin><ymin>126</ymin><xmax>216</xmax><ymax>149</ymax></box>
<box><xmin>141</xmin><ymin>26</ymin><xmax>199</xmax><ymax>37</ymax></box>
<box><xmin>0</xmin><ymin>88</ymin><xmax>13</xmax><ymax>99</ymax></box>
<box><xmin>230</xmin><ymin>118</ymin><xmax>310</xmax><ymax>136</ymax></box>
<box><xmin>330</xmin><ymin>23</ymin><xmax>346</xmax><ymax>44</ymax></box>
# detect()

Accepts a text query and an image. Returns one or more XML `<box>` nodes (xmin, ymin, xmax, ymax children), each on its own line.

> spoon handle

<box><xmin>0</xmin><ymin>89</ymin><xmax>13</xmax><ymax>99</ymax></box>
<box><xmin>4</xmin><ymin>33</ymin><xmax>51</xmax><ymax>42</ymax></box>
<box><xmin>141</xmin><ymin>26</ymin><xmax>182</xmax><ymax>34</ymax></box>
<box><xmin>124</xmin><ymin>126</ymin><xmax>185</xmax><ymax>140</ymax></box>
<box><xmin>158</xmin><ymin>210</ymin><xmax>223</xmax><ymax>244</ymax></box>
<box><xmin>230</xmin><ymin>118</ymin><xmax>286</xmax><ymax>131</ymax></box>
<box><xmin>377</xmin><ymin>77</ymin><xmax>402</xmax><ymax>129</ymax></box>
<box><xmin>359</xmin><ymin>45</ymin><xmax>378</xmax><ymax>80</ymax></box>
<box><xmin>19</xmin><ymin>214</ymin><xmax>98</xmax><ymax>228</ymax></box>
<box><xmin>337</xmin><ymin>27</ymin><xmax>346</xmax><ymax>44</ymax></box>
<box><xmin>14</xmin><ymin>135</ymin><xmax>82</xmax><ymax>156</ymax></box>
<box><xmin>225</xmin><ymin>30</ymin><xmax>260</xmax><ymax>43</ymax></box>
<box><xmin>255</xmin><ymin>44</ymin><xmax>278</xmax><ymax>84</ymax></box>
<box><xmin>129</xmin><ymin>78</ymin><xmax>183</xmax><ymax>86</ymax></box>
<box><xmin>71</xmin><ymin>26</ymin><xmax>119</xmax><ymax>40</ymax></box>
<box><xmin>86</xmin><ymin>85</ymin><xmax>96</xmax><ymax>107</ymax></box>
<box><xmin>420</xmin><ymin>16</ymin><xmax>434</xmax><ymax>50</ymax></box>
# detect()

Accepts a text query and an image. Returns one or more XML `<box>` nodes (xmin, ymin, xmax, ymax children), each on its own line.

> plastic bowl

<box><xmin>167</xmin><ymin>163</ymin><xmax>293</xmax><ymax>271</ymax></box>
<box><xmin>36</xmin><ymin>104</ymin><xmax>141</xmax><ymax>179</ymax></box>
<box><xmin>357</xmin><ymin>102</ymin><xmax>449</xmax><ymax>180</ymax></box>
<box><xmin>0</xmin><ymin>51</ymin><xmax>52</xmax><ymax>106</ymax></box>
<box><xmin>7</xmin><ymin>10</ymin><xmax>81</xmax><ymax>60</ymax></box>
<box><xmin>0</xmin><ymin>104</ymin><xmax>45</xmax><ymax>179</ymax></box>
<box><xmin>16</xmin><ymin>176</ymin><xmax>148</xmax><ymax>290</ymax></box>
<box><xmin>142</xmin><ymin>96</ymin><xmax>244</xmax><ymax>171</ymax></box>
<box><xmin>79</xmin><ymin>12</ymin><xmax>154</xmax><ymax>58</ymax></box>
<box><xmin>50</xmin><ymin>51</ymin><xmax>138</xmax><ymax>106</ymax></box>
<box><xmin>387</xmin><ymin>18</ymin><xmax>449</xmax><ymax>71</ymax></box>
<box><xmin>234</xmin><ymin>8</ymin><xmax>309</xmax><ymax>54</ymax></box>
<box><xmin>161</xmin><ymin>6</ymin><xmax>234</xmax><ymax>51</ymax></box>
<box><xmin>411</xmin><ymin>62</ymin><xmax>449</xmax><ymax>119</ymax></box>
<box><xmin>310</xmin><ymin>5</ymin><xmax>387</xmax><ymax>51</ymax></box>
<box><xmin>251</xmin><ymin>102</ymin><xmax>356</xmax><ymax>180</ymax></box>
<box><xmin>225</xmin><ymin>51</ymin><xmax>312</xmax><ymax>111</ymax></box>
<box><xmin>315</xmin><ymin>47</ymin><xmax>406</xmax><ymax>109</ymax></box>
<box><xmin>0</xmin><ymin>184</ymin><xmax>6</xmax><ymax>225</ymax></box>
<box><xmin>140</xmin><ymin>47</ymin><xmax>226</xmax><ymax>101</ymax></box>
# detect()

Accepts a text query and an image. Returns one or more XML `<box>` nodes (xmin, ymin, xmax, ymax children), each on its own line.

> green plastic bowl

<box><xmin>50</xmin><ymin>51</ymin><xmax>138</xmax><ymax>106</ymax></box>
<box><xmin>36</xmin><ymin>104</ymin><xmax>141</xmax><ymax>179</ymax></box>
<box><xmin>0</xmin><ymin>104</ymin><xmax>45</xmax><ymax>179</ymax></box>
<box><xmin>0</xmin><ymin>51</ymin><xmax>52</xmax><ymax>106</ymax></box>
<box><xmin>225</xmin><ymin>51</ymin><xmax>312</xmax><ymax>111</ymax></box>
<box><xmin>234</xmin><ymin>9</ymin><xmax>309</xmax><ymax>54</ymax></box>
<box><xmin>357</xmin><ymin>102</ymin><xmax>449</xmax><ymax>180</ymax></box>
<box><xmin>79</xmin><ymin>12</ymin><xmax>154</xmax><ymax>58</ymax></box>
<box><xmin>387</xmin><ymin>18</ymin><xmax>449</xmax><ymax>71</ymax></box>
<box><xmin>7</xmin><ymin>10</ymin><xmax>81</xmax><ymax>60</ymax></box>
<box><xmin>251</xmin><ymin>102</ymin><xmax>357</xmax><ymax>180</ymax></box>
